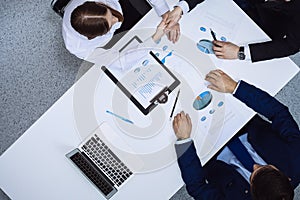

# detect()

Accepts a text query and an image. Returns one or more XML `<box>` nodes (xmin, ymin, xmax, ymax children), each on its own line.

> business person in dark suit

<box><xmin>212</xmin><ymin>0</ymin><xmax>300</xmax><ymax>62</ymax></box>
<box><xmin>173</xmin><ymin>69</ymin><xmax>300</xmax><ymax>199</ymax></box>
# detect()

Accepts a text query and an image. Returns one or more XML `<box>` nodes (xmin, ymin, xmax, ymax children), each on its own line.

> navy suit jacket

<box><xmin>175</xmin><ymin>81</ymin><xmax>300</xmax><ymax>199</ymax></box>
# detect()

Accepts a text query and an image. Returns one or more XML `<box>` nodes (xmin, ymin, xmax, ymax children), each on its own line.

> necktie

<box><xmin>227</xmin><ymin>137</ymin><xmax>256</xmax><ymax>172</ymax></box>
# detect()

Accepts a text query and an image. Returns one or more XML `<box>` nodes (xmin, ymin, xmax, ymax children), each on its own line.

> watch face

<box><xmin>238</xmin><ymin>52</ymin><xmax>245</xmax><ymax>60</ymax></box>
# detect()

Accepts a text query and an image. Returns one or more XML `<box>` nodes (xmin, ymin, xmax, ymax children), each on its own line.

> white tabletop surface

<box><xmin>0</xmin><ymin>0</ymin><xmax>299</xmax><ymax>199</ymax></box>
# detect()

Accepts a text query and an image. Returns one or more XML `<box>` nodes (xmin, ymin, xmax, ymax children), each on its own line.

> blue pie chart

<box><xmin>196</xmin><ymin>39</ymin><xmax>214</xmax><ymax>54</ymax></box>
<box><xmin>193</xmin><ymin>91</ymin><xmax>212</xmax><ymax>110</ymax></box>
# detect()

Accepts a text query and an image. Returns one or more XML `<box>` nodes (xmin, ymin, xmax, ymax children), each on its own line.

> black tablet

<box><xmin>101</xmin><ymin>51</ymin><xmax>180</xmax><ymax>115</ymax></box>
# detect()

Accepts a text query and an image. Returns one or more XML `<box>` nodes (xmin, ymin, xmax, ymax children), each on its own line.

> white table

<box><xmin>0</xmin><ymin>0</ymin><xmax>299</xmax><ymax>199</ymax></box>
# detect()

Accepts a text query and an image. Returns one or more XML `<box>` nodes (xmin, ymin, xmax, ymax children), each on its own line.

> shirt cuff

<box><xmin>175</xmin><ymin>1</ymin><xmax>189</xmax><ymax>15</ymax></box>
<box><xmin>232</xmin><ymin>80</ymin><xmax>241</xmax><ymax>94</ymax></box>
<box><xmin>244</xmin><ymin>45</ymin><xmax>252</xmax><ymax>62</ymax></box>
<box><xmin>175</xmin><ymin>137</ymin><xmax>192</xmax><ymax>145</ymax></box>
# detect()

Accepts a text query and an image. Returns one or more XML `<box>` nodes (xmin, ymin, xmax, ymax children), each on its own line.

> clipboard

<box><xmin>101</xmin><ymin>51</ymin><xmax>180</xmax><ymax>115</ymax></box>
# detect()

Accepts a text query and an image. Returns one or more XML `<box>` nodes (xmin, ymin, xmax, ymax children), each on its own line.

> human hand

<box><xmin>152</xmin><ymin>20</ymin><xmax>167</xmax><ymax>43</ymax></box>
<box><xmin>212</xmin><ymin>40</ymin><xmax>239</xmax><ymax>59</ymax></box>
<box><xmin>172</xmin><ymin>111</ymin><xmax>192</xmax><ymax>140</ymax></box>
<box><xmin>165</xmin><ymin>23</ymin><xmax>180</xmax><ymax>43</ymax></box>
<box><xmin>165</xmin><ymin>6</ymin><xmax>183</xmax><ymax>28</ymax></box>
<box><xmin>205</xmin><ymin>69</ymin><xmax>238</xmax><ymax>93</ymax></box>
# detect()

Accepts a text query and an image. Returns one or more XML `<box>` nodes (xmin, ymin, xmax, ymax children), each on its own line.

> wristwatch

<box><xmin>238</xmin><ymin>46</ymin><xmax>246</xmax><ymax>60</ymax></box>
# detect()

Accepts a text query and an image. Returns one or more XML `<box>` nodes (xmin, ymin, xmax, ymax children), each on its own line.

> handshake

<box><xmin>152</xmin><ymin>7</ymin><xmax>184</xmax><ymax>43</ymax></box>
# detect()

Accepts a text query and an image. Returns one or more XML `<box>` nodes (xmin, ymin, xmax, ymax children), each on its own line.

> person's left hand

<box><xmin>173</xmin><ymin>111</ymin><xmax>192</xmax><ymax>140</ymax></box>
<box><xmin>152</xmin><ymin>20</ymin><xmax>167</xmax><ymax>42</ymax></box>
<box><xmin>212</xmin><ymin>40</ymin><xmax>239</xmax><ymax>59</ymax></box>
<box><xmin>205</xmin><ymin>69</ymin><xmax>238</xmax><ymax>93</ymax></box>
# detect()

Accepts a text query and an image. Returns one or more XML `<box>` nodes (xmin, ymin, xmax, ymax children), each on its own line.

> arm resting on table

<box><xmin>249</xmin><ymin>38</ymin><xmax>300</xmax><ymax>62</ymax></box>
<box><xmin>233</xmin><ymin>80</ymin><xmax>300</xmax><ymax>140</ymax></box>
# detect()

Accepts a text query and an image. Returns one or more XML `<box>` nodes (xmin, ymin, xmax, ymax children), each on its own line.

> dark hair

<box><xmin>251</xmin><ymin>167</ymin><xmax>294</xmax><ymax>200</ymax></box>
<box><xmin>70</xmin><ymin>2</ymin><xmax>123</xmax><ymax>40</ymax></box>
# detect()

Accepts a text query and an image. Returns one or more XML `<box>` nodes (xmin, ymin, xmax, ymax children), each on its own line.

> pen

<box><xmin>210</xmin><ymin>28</ymin><xmax>217</xmax><ymax>41</ymax></box>
<box><xmin>106</xmin><ymin>110</ymin><xmax>134</xmax><ymax>124</ymax></box>
<box><xmin>169</xmin><ymin>90</ymin><xmax>180</xmax><ymax>121</ymax></box>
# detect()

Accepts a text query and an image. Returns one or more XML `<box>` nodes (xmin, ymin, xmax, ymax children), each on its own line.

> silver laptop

<box><xmin>66</xmin><ymin>122</ymin><xmax>143</xmax><ymax>199</ymax></box>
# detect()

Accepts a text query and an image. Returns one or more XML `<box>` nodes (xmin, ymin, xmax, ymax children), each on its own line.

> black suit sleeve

<box><xmin>249</xmin><ymin>34</ymin><xmax>300</xmax><ymax>62</ymax></box>
<box><xmin>249</xmin><ymin>9</ymin><xmax>300</xmax><ymax>62</ymax></box>
<box><xmin>180</xmin><ymin>0</ymin><xmax>204</xmax><ymax>12</ymax></box>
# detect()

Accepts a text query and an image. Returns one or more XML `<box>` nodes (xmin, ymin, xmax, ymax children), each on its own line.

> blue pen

<box><xmin>106</xmin><ymin>110</ymin><xmax>134</xmax><ymax>124</ymax></box>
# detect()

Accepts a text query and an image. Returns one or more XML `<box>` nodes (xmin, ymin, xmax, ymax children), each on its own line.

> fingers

<box><xmin>169</xmin><ymin>30</ymin><xmax>180</xmax><ymax>43</ymax></box>
<box><xmin>173</xmin><ymin>111</ymin><xmax>188</xmax><ymax>120</ymax></box>
<box><xmin>161</xmin><ymin>11</ymin><xmax>169</xmax><ymax>22</ymax></box>
<box><xmin>205</xmin><ymin>70</ymin><xmax>222</xmax><ymax>81</ymax></box>
<box><xmin>165</xmin><ymin>7</ymin><xmax>182</xmax><ymax>28</ymax></box>
<box><xmin>166</xmin><ymin>20</ymin><xmax>178</xmax><ymax>29</ymax></box>
<box><xmin>205</xmin><ymin>70</ymin><xmax>225</xmax><ymax>92</ymax></box>
<box><xmin>166</xmin><ymin>24</ymin><xmax>180</xmax><ymax>43</ymax></box>
<box><xmin>157</xmin><ymin>20</ymin><xmax>167</xmax><ymax>29</ymax></box>
<box><xmin>213</xmin><ymin>40</ymin><xmax>225</xmax><ymax>47</ymax></box>
<box><xmin>212</xmin><ymin>41</ymin><xmax>226</xmax><ymax>58</ymax></box>
<box><xmin>207</xmin><ymin>84</ymin><xmax>219</xmax><ymax>91</ymax></box>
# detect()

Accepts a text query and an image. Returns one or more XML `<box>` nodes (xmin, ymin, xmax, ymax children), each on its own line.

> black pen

<box><xmin>169</xmin><ymin>89</ymin><xmax>180</xmax><ymax>121</ymax></box>
<box><xmin>210</xmin><ymin>28</ymin><xmax>217</xmax><ymax>41</ymax></box>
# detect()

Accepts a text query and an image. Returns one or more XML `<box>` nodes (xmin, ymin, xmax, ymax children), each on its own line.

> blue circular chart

<box><xmin>196</xmin><ymin>39</ymin><xmax>214</xmax><ymax>54</ymax></box>
<box><xmin>193</xmin><ymin>91</ymin><xmax>212</xmax><ymax>110</ymax></box>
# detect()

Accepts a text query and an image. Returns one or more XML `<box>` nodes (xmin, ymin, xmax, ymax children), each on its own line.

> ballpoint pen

<box><xmin>210</xmin><ymin>28</ymin><xmax>217</xmax><ymax>41</ymax></box>
<box><xmin>106</xmin><ymin>110</ymin><xmax>134</xmax><ymax>124</ymax></box>
<box><xmin>169</xmin><ymin>89</ymin><xmax>180</xmax><ymax>121</ymax></box>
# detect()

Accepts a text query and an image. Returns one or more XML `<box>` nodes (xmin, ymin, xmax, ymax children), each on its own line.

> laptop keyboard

<box><xmin>69</xmin><ymin>151</ymin><xmax>116</xmax><ymax>197</ymax></box>
<box><xmin>82</xmin><ymin>134</ymin><xmax>133</xmax><ymax>187</ymax></box>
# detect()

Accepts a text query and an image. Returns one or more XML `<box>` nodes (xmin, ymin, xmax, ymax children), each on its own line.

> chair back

<box><xmin>51</xmin><ymin>0</ymin><xmax>72</xmax><ymax>17</ymax></box>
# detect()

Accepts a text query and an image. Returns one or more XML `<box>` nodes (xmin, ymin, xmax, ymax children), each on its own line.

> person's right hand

<box><xmin>205</xmin><ymin>69</ymin><xmax>238</xmax><ymax>93</ymax></box>
<box><xmin>165</xmin><ymin>6</ymin><xmax>183</xmax><ymax>29</ymax></box>
<box><xmin>212</xmin><ymin>40</ymin><xmax>239</xmax><ymax>59</ymax></box>
<box><xmin>172</xmin><ymin>111</ymin><xmax>192</xmax><ymax>140</ymax></box>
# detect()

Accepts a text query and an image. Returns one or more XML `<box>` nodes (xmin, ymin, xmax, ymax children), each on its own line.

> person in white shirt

<box><xmin>62</xmin><ymin>0</ymin><xmax>186</xmax><ymax>59</ymax></box>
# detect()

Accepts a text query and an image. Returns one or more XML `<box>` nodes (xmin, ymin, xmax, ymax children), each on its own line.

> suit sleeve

<box><xmin>249</xmin><ymin>19</ymin><xmax>300</xmax><ymax>62</ymax></box>
<box><xmin>175</xmin><ymin>141</ymin><xmax>224</xmax><ymax>200</ymax></box>
<box><xmin>233</xmin><ymin>80</ymin><xmax>300</xmax><ymax>140</ymax></box>
<box><xmin>180</xmin><ymin>0</ymin><xmax>204</xmax><ymax>12</ymax></box>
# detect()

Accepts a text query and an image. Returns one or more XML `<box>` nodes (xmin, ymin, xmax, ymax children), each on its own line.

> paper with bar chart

<box><xmin>119</xmin><ymin>53</ymin><xmax>176</xmax><ymax>108</ymax></box>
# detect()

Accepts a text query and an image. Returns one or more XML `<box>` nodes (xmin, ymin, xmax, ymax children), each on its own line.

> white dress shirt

<box><xmin>63</xmin><ymin>0</ymin><xmax>123</xmax><ymax>59</ymax></box>
<box><xmin>63</xmin><ymin>0</ymin><xmax>172</xmax><ymax>59</ymax></box>
<box><xmin>217</xmin><ymin>134</ymin><xmax>267</xmax><ymax>183</ymax></box>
